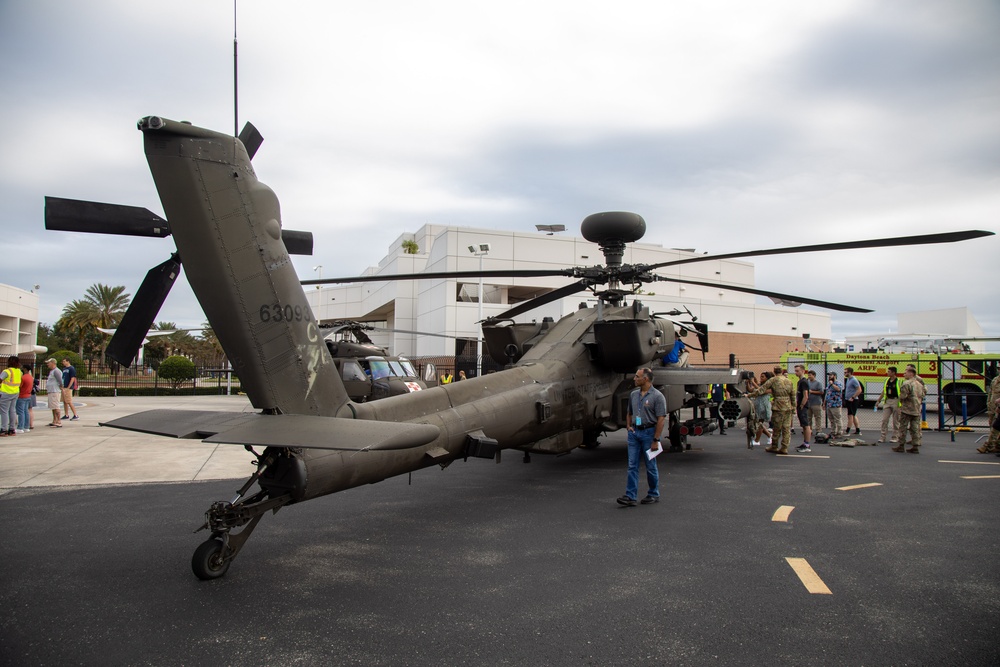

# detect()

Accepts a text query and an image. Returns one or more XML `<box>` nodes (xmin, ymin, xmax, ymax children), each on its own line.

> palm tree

<box><xmin>82</xmin><ymin>284</ymin><xmax>130</xmax><ymax>359</ymax></box>
<box><xmin>83</xmin><ymin>284</ymin><xmax>130</xmax><ymax>331</ymax></box>
<box><xmin>145</xmin><ymin>321</ymin><xmax>178</xmax><ymax>365</ymax></box>
<box><xmin>57</xmin><ymin>299</ymin><xmax>98</xmax><ymax>356</ymax></box>
<box><xmin>57</xmin><ymin>284</ymin><xmax>131</xmax><ymax>358</ymax></box>
<box><xmin>199</xmin><ymin>321</ymin><xmax>226</xmax><ymax>368</ymax></box>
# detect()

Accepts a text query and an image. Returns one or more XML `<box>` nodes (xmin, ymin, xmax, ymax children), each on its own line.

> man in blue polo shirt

<box><xmin>617</xmin><ymin>367</ymin><xmax>666</xmax><ymax>507</ymax></box>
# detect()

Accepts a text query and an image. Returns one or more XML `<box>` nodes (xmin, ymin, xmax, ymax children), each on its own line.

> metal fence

<box><xmin>730</xmin><ymin>359</ymin><xmax>992</xmax><ymax>433</ymax></box>
<box><xmin>26</xmin><ymin>361</ymin><xmax>242</xmax><ymax>397</ymax></box>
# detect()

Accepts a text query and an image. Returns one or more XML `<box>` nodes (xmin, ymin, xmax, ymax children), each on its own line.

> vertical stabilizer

<box><xmin>138</xmin><ymin>116</ymin><xmax>349</xmax><ymax>415</ymax></box>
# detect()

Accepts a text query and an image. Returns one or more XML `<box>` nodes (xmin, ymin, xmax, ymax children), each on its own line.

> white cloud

<box><xmin>1</xmin><ymin>0</ymin><xmax>997</xmax><ymax>343</ymax></box>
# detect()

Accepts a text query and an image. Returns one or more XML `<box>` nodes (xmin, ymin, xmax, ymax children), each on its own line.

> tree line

<box><xmin>39</xmin><ymin>283</ymin><xmax>227</xmax><ymax>369</ymax></box>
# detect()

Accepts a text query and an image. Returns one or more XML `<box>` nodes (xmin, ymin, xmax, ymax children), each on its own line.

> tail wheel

<box><xmin>192</xmin><ymin>538</ymin><xmax>231</xmax><ymax>580</ymax></box>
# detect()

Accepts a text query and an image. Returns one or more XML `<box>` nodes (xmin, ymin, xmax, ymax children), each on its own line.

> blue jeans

<box><xmin>625</xmin><ymin>428</ymin><xmax>659</xmax><ymax>500</ymax></box>
<box><xmin>17</xmin><ymin>397</ymin><xmax>31</xmax><ymax>430</ymax></box>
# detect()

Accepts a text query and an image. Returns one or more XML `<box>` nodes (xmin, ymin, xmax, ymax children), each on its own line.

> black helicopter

<box><xmin>322</xmin><ymin>320</ymin><xmax>440</xmax><ymax>401</ymax></box>
<box><xmin>45</xmin><ymin>116</ymin><xmax>993</xmax><ymax>579</ymax></box>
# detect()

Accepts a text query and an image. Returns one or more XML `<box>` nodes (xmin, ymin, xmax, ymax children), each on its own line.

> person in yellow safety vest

<box><xmin>440</xmin><ymin>372</ymin><xmax>453</xmax><ymax>384</ymax></box>
<box><xmin>0</xmin><ymin>356</ymin><xmax>23</xmax><ymax>437</ymax></box>
<box><xmin>876</xmin><ymin>366</ymin><xmax>902</xmax><ymax>444</ymax></box>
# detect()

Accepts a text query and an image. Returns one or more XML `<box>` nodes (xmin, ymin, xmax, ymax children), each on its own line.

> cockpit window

<box><xmin>368</xmin><ymin>360</ymin><xmax>391</xmax><ymax>380</ymax></box>
<box><xmin>388</xmin><ymin>360</ymin><xmax>407</xmax><ymax>377</ymax></box>
<box><xmin>399</xmin><ymin>359</ymin><xmax>417</xmax><ymax>377</ymax></box>
<box><xmin>341</xmin><ymin>360</ymin><xmax>367</xmax><ymax>382</ymax></box>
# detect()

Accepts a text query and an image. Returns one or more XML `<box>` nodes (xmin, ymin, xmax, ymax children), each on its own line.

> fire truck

<box><xmin>780</xmin><ymin>344</ymin><xmax>999</xmax><ymax>419</ymax></box>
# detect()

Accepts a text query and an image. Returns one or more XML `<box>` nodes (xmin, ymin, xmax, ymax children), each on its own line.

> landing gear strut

<box><xmin>191</xmin><ymin>447</ymin><xmax>292</xmax><ymax>580</ymax></box>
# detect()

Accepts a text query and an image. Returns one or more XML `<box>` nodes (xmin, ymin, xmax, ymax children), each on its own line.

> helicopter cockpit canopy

<box><xmin>365</xmin><ymin>357</ymin><xmax>418</xmax><ymax>381</ymax></box>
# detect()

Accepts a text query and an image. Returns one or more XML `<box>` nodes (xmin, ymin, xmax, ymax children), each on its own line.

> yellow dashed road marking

<box><xmin>937</xmin><ymin>460</ymin><xmax>1000</xmax><ymax>466</ymax></box>
<box><xmin>772</xmin><ymin>505</ymin><xmax>794</xmax><ymax>522</ymax></box>
<box><xmin>836</xmin><ymin>482</ymin><xmax>883</xmax><ymax>491</ymax></box>
<box><xmin>960</xmin><ymin>475</ymin><xmax>1000</xmax><ymax>480</ymax></box>
<box><xmin>785</xmin><ymin>558</ymin><xmax>832</xmax><ymax>595</ymax></box>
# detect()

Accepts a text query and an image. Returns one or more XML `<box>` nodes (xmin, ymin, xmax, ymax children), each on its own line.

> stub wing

<box><xmin>650</xmin><ymin>366</ymin><xmax>744</xmax><ymax>386</ymax></box>
<box><xmin>101</xmin><ymin>410</ymin><xmax>440</xmax><ymax>451</ymax></box>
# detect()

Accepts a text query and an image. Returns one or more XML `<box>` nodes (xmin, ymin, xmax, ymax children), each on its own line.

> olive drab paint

<box><xmin>140</xmin><ymin>117</ymin><xmax>347</xmax><ymax>416</ymax></box>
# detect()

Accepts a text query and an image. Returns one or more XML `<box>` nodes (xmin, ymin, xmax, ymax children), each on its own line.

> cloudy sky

<box><xmin>2</xmin><ymin>0</ymin><xmax>998</xmax><ymax>343</ymax></box>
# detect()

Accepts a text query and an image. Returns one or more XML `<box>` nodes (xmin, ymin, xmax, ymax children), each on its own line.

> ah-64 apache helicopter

<box><xmin>45</xmin><ymin>116</ymin><xmax>992</xmax><ymax>579</ymax></box>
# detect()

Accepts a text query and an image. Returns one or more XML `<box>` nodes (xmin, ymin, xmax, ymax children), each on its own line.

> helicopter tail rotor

<box><xmin>237</xmin><ymin>122</ymin><xmax>263</xmax><ymax>160</ymax></box>
<box><xmin>45</xmin><ymin>136</ymin><xmax>314</xmax><ymax>367</ymax></box>
<box><xmin>45</xmin><ymin>196</ymin><xmax>171</xmax><ymax>238</ymax></box>
<box><xmin>105</xmin><ymin>254</ymin><xmax>182</xmax><ymax>366</ymax></box>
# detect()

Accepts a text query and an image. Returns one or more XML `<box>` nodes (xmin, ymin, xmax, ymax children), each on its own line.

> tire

<box><xmin>945</xmin><ymin>384</ymin><xmax>987</xmax><ymax>416</ymax></box>
<box><xmin>668</xmin><ymin>421</ymin><xmax>683</xmax><ymax>452</ymax></box>
<box><xmin>192</xmin><ymin>538</ymin><xmax>231</xmax><ymax>580</ymax></box>
<box><xmin>579</xmin><ymin>429</ymin><xmax>601</xmax><ymax>449</ymax></box>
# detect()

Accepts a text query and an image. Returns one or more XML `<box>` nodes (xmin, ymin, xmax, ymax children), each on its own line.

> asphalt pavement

<box><xmin>1</xmin><ymin>400</ymin><xmax>998</xmax><ymax>666</ymax></box>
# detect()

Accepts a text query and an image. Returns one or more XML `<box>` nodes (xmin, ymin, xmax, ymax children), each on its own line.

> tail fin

<box><xmin>138</xmin><ymin>116</ymin><xmax>350</xmax><ymax>415</ymax></box>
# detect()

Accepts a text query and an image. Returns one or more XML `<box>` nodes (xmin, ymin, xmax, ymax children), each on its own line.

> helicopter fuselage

<box><xmin>275</xmin><ymin>305</ymin><xmax>629</xmax><ymax>502</ymax></box>
<box><xmin>135</xmin><ymin>116</ymin><xmax>655</xmax><ymax>506</ymax></box>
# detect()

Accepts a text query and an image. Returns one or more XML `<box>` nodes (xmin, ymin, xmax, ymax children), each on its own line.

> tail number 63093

<box><xmin>259</xmin><ymin>303</ymin><xmax>310</xmax><ymax>323</ymax></box>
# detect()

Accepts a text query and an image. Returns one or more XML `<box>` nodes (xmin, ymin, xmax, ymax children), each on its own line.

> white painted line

<box><xmin>783</xmin><ymin>455</ymin><xmax>831</xmax><ymax>459</ymax></box>
<box><xmin>960</xmin><ymin>475</ymin><xmax>1000</xmax><ymax>480</ymax></box>
<box><xmin>772</xmin><ymin>505</ymin><xmax>794</xmax><ymax>522</ymax></box>
<box><xmin>937</xmin><ymin>460</ymin><xmax>1000</xmax><ymax>466</ymax></box>
<box><xmin>836</xmin><ymin>482</ymin><xmax>883</xmax><ymax>491</ymax></box>
<box><xmin>785</xmin><ymin>558</ymin><xmax>832</xmax><ymax>595</ymax></box>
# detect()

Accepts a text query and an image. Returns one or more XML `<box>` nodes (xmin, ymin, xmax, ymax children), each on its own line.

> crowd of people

<box><xmin>0</xmin><ymin>356</ymin><xmax>80</xmax><ymax>436</ymax></box>
<box><xmin>613</xmin><ymin>359</ymin><xmax>996</xmax><ymax>506</ymax></box>
<box><xmin>744</xmin><ymin>364</ymin><xmax>931</xmax><ymax>455</ymax></box>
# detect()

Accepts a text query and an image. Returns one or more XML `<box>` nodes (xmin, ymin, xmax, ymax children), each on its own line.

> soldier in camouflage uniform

<box><xmin>979</xmin><ymin>374</ymin><xmax>1000</xmax><ymax>454</ymax></box>
<box><xmin>893</xmin><ymin>367</ymin><xmax>926</xmax><ymax>453</ymax></box>
<box><xmin>747</xmin><ymin>366</ymin><xmax>795</xmax><ymax>455</ymax></box>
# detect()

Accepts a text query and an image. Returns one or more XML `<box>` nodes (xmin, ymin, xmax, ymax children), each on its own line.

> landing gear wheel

<box><xmin>580</xmin><ymin>430</ymin><xmax>601</xmax><ymax>449</ymax></box>
<box><xmin>668</xmin><ymin>422</ymin><xmax>684</xmax><ymax>453</ymax></box>
<box><xmin>192</xmin><ymin>538</ymin><xmax>231</xmax><ymax>580</ymax></box>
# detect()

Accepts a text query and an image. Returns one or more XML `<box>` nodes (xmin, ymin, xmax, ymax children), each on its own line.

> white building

<box><xmin>846</xmin><ymin>307</ymin><xmax>987</xmax><ymax>353</ymax></box>
<box><xmin>0</xmin><ymin>284</ymin><xmax>40</xmax><ymax>357</ymax></box>
<box><xmin>307</xmin><ymin>225</ymin><xmax>832</xmax><ymax>358</ymax></box>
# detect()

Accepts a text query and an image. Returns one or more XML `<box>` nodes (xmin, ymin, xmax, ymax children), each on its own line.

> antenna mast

<box><xmin>233</xmin><ymin>0</ymin><xmax>239</xmax><ymax>137</ymax></box>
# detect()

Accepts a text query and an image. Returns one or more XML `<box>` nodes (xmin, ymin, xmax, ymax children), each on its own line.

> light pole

<box><xmin>468</xmin><ymin>243</ymin><xmax>491</xmax><ymax>378</ymax></box>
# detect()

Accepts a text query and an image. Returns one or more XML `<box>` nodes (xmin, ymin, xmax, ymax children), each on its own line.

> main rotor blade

<box><xmin>367</xmin><ymin>326</ymin><xmax>472</xmax><ymax>340</ymax></box>
<box><xmin>647</xmin><ymin>230</ymin><xmax>995</xmax><ymax>270</ymax></box>
<box><xmin>302</xmin><ymin>268</ymin><xmax>572</xmax><ymax>286</ymax></box>
<box><xmin>45</xmin><ymin>196</ymin><xmax>170</xmax><ymax>238</ymax></box>
<box><xmin>651</xmin><ymin>275</ymin><xmax>872</xmax><ymax>313</ymax></box>
<box><xmin>491</xmin><ymin>279</ymin><xmax>591</xmax><ymax>320</ymax></box>
<box><xmin>106</xmin><ymin>254</ymin><xmax>182</xmax><ymax>366</ymax></box>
